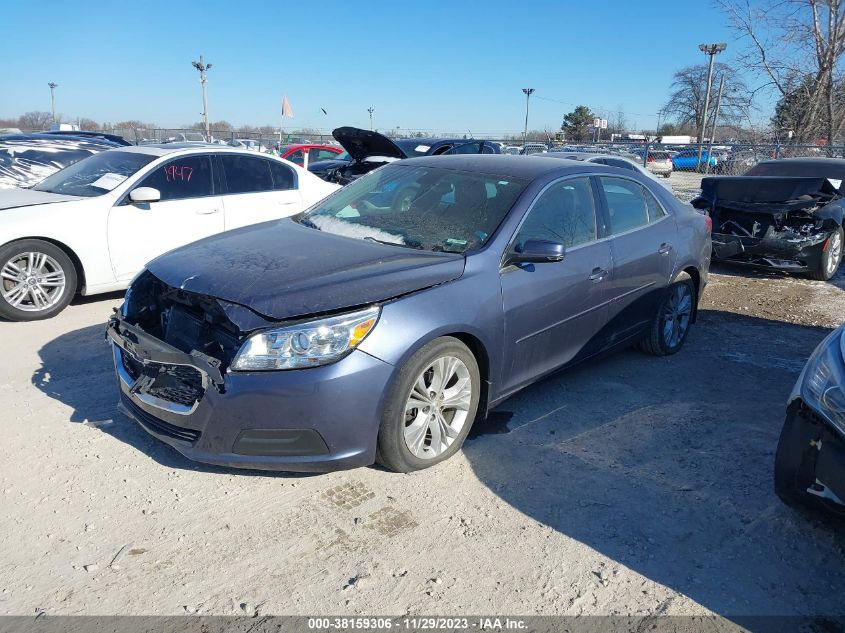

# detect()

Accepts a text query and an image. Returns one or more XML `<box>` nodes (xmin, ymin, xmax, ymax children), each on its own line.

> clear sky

<box><xmin>0</xmin><ymin>0</ymin><xmax>749</xmax><ymax>135</ymax></box>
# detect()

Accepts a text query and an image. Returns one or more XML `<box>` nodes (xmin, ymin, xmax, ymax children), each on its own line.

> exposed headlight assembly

<box><xmin>231</xmin><ymin>306</ymin><xmax>380</xmax><ymax>371</ymax></box>
<box><xmin>801</xmin><ymin>327</ymin><xmax>845</xmax><ymax>437</ymax></box>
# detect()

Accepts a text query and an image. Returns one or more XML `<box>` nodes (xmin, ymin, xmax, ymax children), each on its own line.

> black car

<box><xmin>692</xmin><ymin>158</ymin><xmax>845</xmax><ymax>281</ymax></box>
<box><xmin>0</xmin><ymin>134</ymin><xmax>123</xmax><ymax>189</ymax></box>
<box><xmin>40</xmin><ymin>130</ymin><xmax>132</xmax><ymax>146</ymax></box>
<box><xmin>309</xmin><ymin>127</ymin><xmax>499</xmax><ymax>185</ymax></box>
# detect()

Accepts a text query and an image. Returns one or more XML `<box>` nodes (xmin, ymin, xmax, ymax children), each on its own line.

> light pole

<box><xmin>522</xmin><ymin>88</ymin><xmax>535</xmax><ymax>144</ymax></box>
<box><xmin>191</xmin><ymin>55</ymin><xmax>212</xmax><ymax>141</ymax></box>
<box><xmin>48</xmin><ymin>82</ymin><xmax>58</xmax><ymax>123</ymax></box>
<box><xmin>367</xmin><ymin>107</ymin><xmax>374</xmax><ymax>130</ymax></box>
<box><xmin>705</xmin><ymin>74</ymin><xmax>725</xmax><ymax>175</ymax></box>
<box><xmin>696</xmin><ymin>43</ymin><xmax>726</xmax><ymax>171</ymax></box>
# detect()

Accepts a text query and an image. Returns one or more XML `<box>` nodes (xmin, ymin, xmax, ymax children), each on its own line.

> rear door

<box><xmin>597</xmin><ymin>176</ymin><xmax>677</xmax><ymax>341</ymax></box>
<box><xmin>500</xmin><ymin>176</ymin><xmax>613</xmax><ymax>393</ymax></box>
<box><xmin>219</xmin><ymin>154</ymin><xmax>302</xmax><ymax>229</ymax></box>
<box><xmin>107</xmin><ymin>153</ymin><xmax>223</xmax><ymax>280</ymax></box>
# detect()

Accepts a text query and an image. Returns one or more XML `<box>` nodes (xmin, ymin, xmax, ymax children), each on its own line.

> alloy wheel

<box><xmin>662</xmin><ymin>283</ymin><xmax>693</xmax><ymax>349</ymax></box>
<box><xmin>827</xmin><ymin>230</ymin><xmax>843</xmax><ymax>277</ymax></box>
<box><xmin>403</xmin><ymin>356</ymin><xmax>473</xmax><ymax>459</ymax></box>
<box><xmin>1</xmin><ymin>252</ymin><xmax>67</xmax><ymax>312</ymax></box>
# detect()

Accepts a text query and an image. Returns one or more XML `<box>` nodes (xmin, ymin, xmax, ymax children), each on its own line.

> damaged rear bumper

<box><xmin>711</xmin><ymin>231</ymin><xmax>830</xmax><ymax>271</ymax></box>
<box><xmin>106</xmin><ymin>315</ymin><xmax>395</xmax><ymax>472</ymax></box>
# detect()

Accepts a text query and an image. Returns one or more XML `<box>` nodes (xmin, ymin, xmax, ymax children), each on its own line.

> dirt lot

<box><xmin>1</xmin><ymin>253</ymin><xmax>844</xmax><ymax>618</ymax></box>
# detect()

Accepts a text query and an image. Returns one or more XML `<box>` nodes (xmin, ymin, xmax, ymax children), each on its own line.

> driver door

<box><xmin>500</xmin><ymin>176</ymin><xmax>612</xmax><ymax>393</ymax></box>
<box><xmin>107</xmin><ymin>154</ymin><xmax>224</xmax><ymax>281</ymax></box>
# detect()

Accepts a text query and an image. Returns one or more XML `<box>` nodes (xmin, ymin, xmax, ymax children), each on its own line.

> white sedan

<box><xmin>0</xmin><ymin>144</ymin><xmax>340</xmax><ymax>320</ymax></box>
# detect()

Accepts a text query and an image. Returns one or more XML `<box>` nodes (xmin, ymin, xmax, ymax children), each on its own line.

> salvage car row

<box><xmin>0</xmin><ymin>126</ymin><xmax>843</xmax><ymax>520</ymax></box>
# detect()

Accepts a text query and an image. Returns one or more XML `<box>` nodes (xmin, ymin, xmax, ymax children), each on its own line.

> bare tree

<box><xmin>78</xmin><ymin>118</ymin><xmax>100</xmax><ymax>131</ymax></box>
<box><xmin>17</xmin><ymin>111</ymin><xmax>54</xmax><ymax>130</ymax></box>
<box><xmin>718</xmin><ymin>0</ymin><xmax>845</xmax><ymax>144</ymax></box>
<box><xmin>662</xmin><ymin>63</ymin><xmax>752</xmax><ymax>133</ymax></box>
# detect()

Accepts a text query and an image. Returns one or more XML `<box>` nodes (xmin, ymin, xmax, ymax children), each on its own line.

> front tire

<box><xmin>376</xmin><ymin>337</ymin><xmax>480</xmax><ymax>472</ymax></box>
<box><xmin>639</xmin><ymin>275</ymin><xmax>695</xmax><ymax>356</ymax></box>
<box><xmin>0</xmin><ymin>239</ymin><xmax>77</xmax><ymax>321</ymax></box>
<box><xmin>808</xmin><ymin>226</ymin><xmax>843</xmax><ymax>281</ymax></box>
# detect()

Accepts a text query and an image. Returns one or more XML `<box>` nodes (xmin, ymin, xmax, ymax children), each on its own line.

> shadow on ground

<box><xmin>31</xmin><ymin>321</ymin><xmax>299</xmax><ymax>478</ymax></box>
<box><xmin>464</xmin><ymin>309</ymin><xmax>845</xmax><ymax>618</ymax></box>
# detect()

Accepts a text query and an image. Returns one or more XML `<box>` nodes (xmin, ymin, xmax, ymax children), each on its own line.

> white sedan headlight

<box><xmin>231</xmin><ymin>306</ymin><xmax>380</xmax><ymax>371</ymax></box>
<box><xmin>801</xmin><ymin>327</ymin><xmax>845</xmax><ymax>437</ymax></box>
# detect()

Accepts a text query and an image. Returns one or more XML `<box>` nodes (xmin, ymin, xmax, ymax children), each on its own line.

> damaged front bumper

<box><xmin>711</xmin><ymin>230</ymin><xmax>831</xmax><ymax>271</ymax></box>
<box><xmin>106</xmin><ymin>313</ymin><xmax>395</xmax><ymax>472</ymax></box>
<box><xmin>776</xmin><ymin>400</ymin><xmax>845</xmax><ymax>515</ymax></box>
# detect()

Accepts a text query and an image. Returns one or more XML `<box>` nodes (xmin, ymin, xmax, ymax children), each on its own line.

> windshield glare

<box><xmin>297</xmin><ymin>164</ymin><xmax>528</xmax><ymax>253</ymax></box>
<box><xmin>33</xmin><ymin>151</ymin><xmax>156</xmax><ymax>197</ymax></box>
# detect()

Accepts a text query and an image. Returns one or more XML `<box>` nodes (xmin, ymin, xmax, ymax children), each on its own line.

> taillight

<box><xmin>704</xmin><ymin>213</ymin><xmax>713</xmax><ymax>232</ymax></box>
<box><xmin>647</xmin><ymin>156</ymin><xmax>655</xmax><ymax>163</ymax></box>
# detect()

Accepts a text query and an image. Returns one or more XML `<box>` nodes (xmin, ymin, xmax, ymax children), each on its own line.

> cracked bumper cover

<box><xmin>711</xmin><ymin>231</ymin><xmax>831</xmax><ymax>270</ymax></box>
<box><xmin>106</xmin><ymin>315</ymin><xmax>396</xmax><ymax>472</ymax></box>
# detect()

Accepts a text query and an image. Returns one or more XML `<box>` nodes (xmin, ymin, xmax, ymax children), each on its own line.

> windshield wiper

<box><xmin>298</xmin><ymin>218</ymin><xmax>321</xmax><ymax>230</ymax></box>
<box><xmin>363</xmin><ymin>235</ymin><xmax>404</xmax><ymax>246</ymax></box>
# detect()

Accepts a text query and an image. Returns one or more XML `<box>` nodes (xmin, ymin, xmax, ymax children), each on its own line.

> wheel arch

<box><xmin>1</xmin><ymin>236</ymin><xmax>86</xmax><ymax>295</ymax></box>
<box><xmin>673</xmin><ymin>265</ymin><xmax>700</xmax><ymax>323</ymax></box>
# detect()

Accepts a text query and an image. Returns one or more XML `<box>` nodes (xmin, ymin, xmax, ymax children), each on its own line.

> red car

<box><xmin>273</xmin><ymin>144</ymin><xmax>342</xmax><ymax>166</ymax></box>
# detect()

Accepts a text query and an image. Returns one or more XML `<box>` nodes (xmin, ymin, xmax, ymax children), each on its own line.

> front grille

<box><xmin>120</xmin><ymin>350</ymin><xmax>204</xmax><ymax>409</ymax></box>
<box><xmin>121</xmin><ymin>392</ymin><xmax>201</xmax><ymax>443</ymax></box>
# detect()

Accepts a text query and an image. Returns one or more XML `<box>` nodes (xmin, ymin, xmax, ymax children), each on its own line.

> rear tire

<box><xmin>0</xmin><ymin>239</ymin><xmax>77</xmax><ymax>321</ymax></box>
<box><xmin>376</xmin><ymin>337</ymin><xmax>480</xmax><ymax>473</ymax></box>
<box><xmin>638</xmin><ymin>274</ymin><xmax>696</xmax><ymax>356</ymax></box>
<box><xmin>807</xmin><ymin>226</ymin><xmax>843</xmax><ymax>281</ymax></box>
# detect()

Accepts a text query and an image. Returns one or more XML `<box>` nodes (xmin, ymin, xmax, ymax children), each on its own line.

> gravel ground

<box><xmin>1</xmin><ymin>229</ymin><xmax>844</xmax><ymax>619</ymax></box>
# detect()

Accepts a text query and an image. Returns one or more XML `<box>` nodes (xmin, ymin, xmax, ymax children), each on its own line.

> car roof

<box><xmin>111</xmin><ymin>143</ymin><xmax>274</xmax><ymax>157</ymax></box>
<box><xmin>397</xmin><ymin>154</ymin><xmax>611</xmax><ymax>179</ymax></box>
<box><xmin>0</xmin><ymin>133</ymin><xmax>122</xmax><ymax>147</ymax></box>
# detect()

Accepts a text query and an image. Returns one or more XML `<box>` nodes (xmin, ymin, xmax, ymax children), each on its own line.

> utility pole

<box><xmin>191</xmin><ymin>55</ymin><xmax>212</xmax><ymax>141</ymax></box>
<box><xmin>696</xmin><ymin>43</ymin><xmax>726</xmax><ymax>172</ymax></box>
<box><xmin>522</xmin><ymin>88</ymin><xmax>535</xmax><ymax>145</ymax></box>
<box><xmin>367</xmin><ymin>107</ymin><xmax>374</xmax><ymax>130</ymax></box>
<box><xmin>656</xmin><ymin>108</ymin><xmax>663</xmax><ymax>139</ymax></box>
<box><xmin>48</xmin><ymin>82</ymin><xmax>58</xmax><ymax>123</ymax></box>
<box><xmin>705</xmin><ymin>75</ymin><xmax>725</xmax><ymax>175</ymax></box>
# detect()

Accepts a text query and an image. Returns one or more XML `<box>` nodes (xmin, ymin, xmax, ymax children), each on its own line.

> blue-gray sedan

<box><xmin>107</xmin><ymin>155</ymin><xmax>711</xmax><ymax>472</ymax></box>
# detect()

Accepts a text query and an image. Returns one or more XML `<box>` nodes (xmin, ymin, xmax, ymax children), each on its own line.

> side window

<box><xmin>444</xmin><ymin>142</ymin><xmax>483</xmax><ymax>155</ymax></box>
<box><xmin>268</xmin><ymin>160</ymin><xmax>296</xmax><ymax>191</ymax></box>
<box><xmin>135</xmin><ymin>155</ymin><xmax>214</xmax><ymax>201</ymax></box>
<box><xmin>284</xmin><ymin>149</ymin><xmax>305</xmax><ymax>165</ymax></box>
<box><xmin>600</xmin><ymin>177</ymin><xmax>649</xmax><ymax>234</ymax></box>
<box><xmin>642</xmin><ymin>186</ymin><xmax>667</xmax><ymax>222</ymax></box>
<box><xmin>514</xmin><ymin>177</ymin><xmax>597</xmax><ymax>250</ymax></box>
<box><xmin>221</xmin><ymin>155</ymin><xmax>273</xmax><ymax>194</ymax></box>
<box><xmin>313</xmin><ymin>149</ymin><xmax>339</xmax><ymax>161</ymax></box>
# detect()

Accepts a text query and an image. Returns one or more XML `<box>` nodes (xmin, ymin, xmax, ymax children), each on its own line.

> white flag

<box><xmin>282</xmin><ymin>95</ymin><xmax>294</xmax><ymax>118</ymax></box>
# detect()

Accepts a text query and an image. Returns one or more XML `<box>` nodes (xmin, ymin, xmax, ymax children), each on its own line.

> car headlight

<box><xmin>231</xmin><ymin>306</ymin><xmax>380</xmax><ymax>371</ymax></box>
<box><xmin>801</xmin><ymin>327</ymin><xmax>845</xmax><ymax>436</ymax></box>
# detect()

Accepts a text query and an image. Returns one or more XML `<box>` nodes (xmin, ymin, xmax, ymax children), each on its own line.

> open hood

<box><xmin>145</xmin><ymin>219</ymin><xmax>465</xmax><ymax>323</ymax></box>
<box><xmin>332</xmin><ymin>127</ymin><xmax>407</xmax><ymax>163</ymax></box>
<box><xmin>698</xmin><ymin>176</ymin><xmax>841</xmax><ymax>212</ymax></box>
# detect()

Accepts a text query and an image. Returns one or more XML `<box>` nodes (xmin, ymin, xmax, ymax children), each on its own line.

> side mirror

<box><xmin>506</xmin><ymin>239</ymin><xmax>566</xmax><ymax>265</ymax></box>
<box><xmin>129</xmin><ymin>187</ymin><xmax>161</xmax><ymax>204</ymax></box>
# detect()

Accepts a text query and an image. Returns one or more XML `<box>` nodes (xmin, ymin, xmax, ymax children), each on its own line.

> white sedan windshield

<box><xmin>33</xmin><ymin>151</ymin><xmax>157</xmax><ymax>197</ymax></box>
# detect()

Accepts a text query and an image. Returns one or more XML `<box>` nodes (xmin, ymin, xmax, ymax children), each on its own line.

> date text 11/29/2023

<box><xmin>306</xmin><ymin>617</ymin><xmax>528</xmax><ymax>630</ymax></box>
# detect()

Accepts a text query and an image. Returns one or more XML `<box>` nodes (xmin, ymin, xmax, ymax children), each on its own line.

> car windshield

<box><xmin>33</xmin><ymin>151</ymin><xmax>157</xmax><ymax>197</ymax></box>
<box><xmin>394</xmin><ymin>140</ymin><xmax>433</xmax><ymax>157</ymax></box>
<box><xmin>296</xmin><ymin>164</ymin><xmax>529</xmax><ymax>253</ymax></box>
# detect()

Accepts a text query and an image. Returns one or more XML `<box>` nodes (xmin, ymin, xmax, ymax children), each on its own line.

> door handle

<box><xmin>658</xmin><ymin>243</ymin><xmax>672</xmax><ymax>255</ymax></box>
<box><xmin>195</xmin><ymin>208</ymin><xmax>220</xmax><ymax>215</ymax></box>
<box><xmin>589</xmin><ymin>267</ymin><xmax>608</xmax><ymax>283</ymax></box>
<box><xmin>277</xmin><ymin>201</ymin><xmax>297</xmax><ymax>206</ymax></box>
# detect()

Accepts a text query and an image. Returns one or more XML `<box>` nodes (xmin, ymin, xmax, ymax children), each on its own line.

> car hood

<box><xmin>0</xmin><ymin>187</ymin><xmax>83</xmax><ymax>210</ymax></box>
<box><xmin>698</xmin><ymin>176</ymin><xmax>841</xmax><ymax>213</ymax></box>
<box><xmin>332</xmin><ymin>127</ymin><xmax>407</xmax><ymax>162</ymax></box>
<box><xmin>146</xmin><ymin>219</ymin><xmax>466</xmax><ymax>322</ymax></box>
